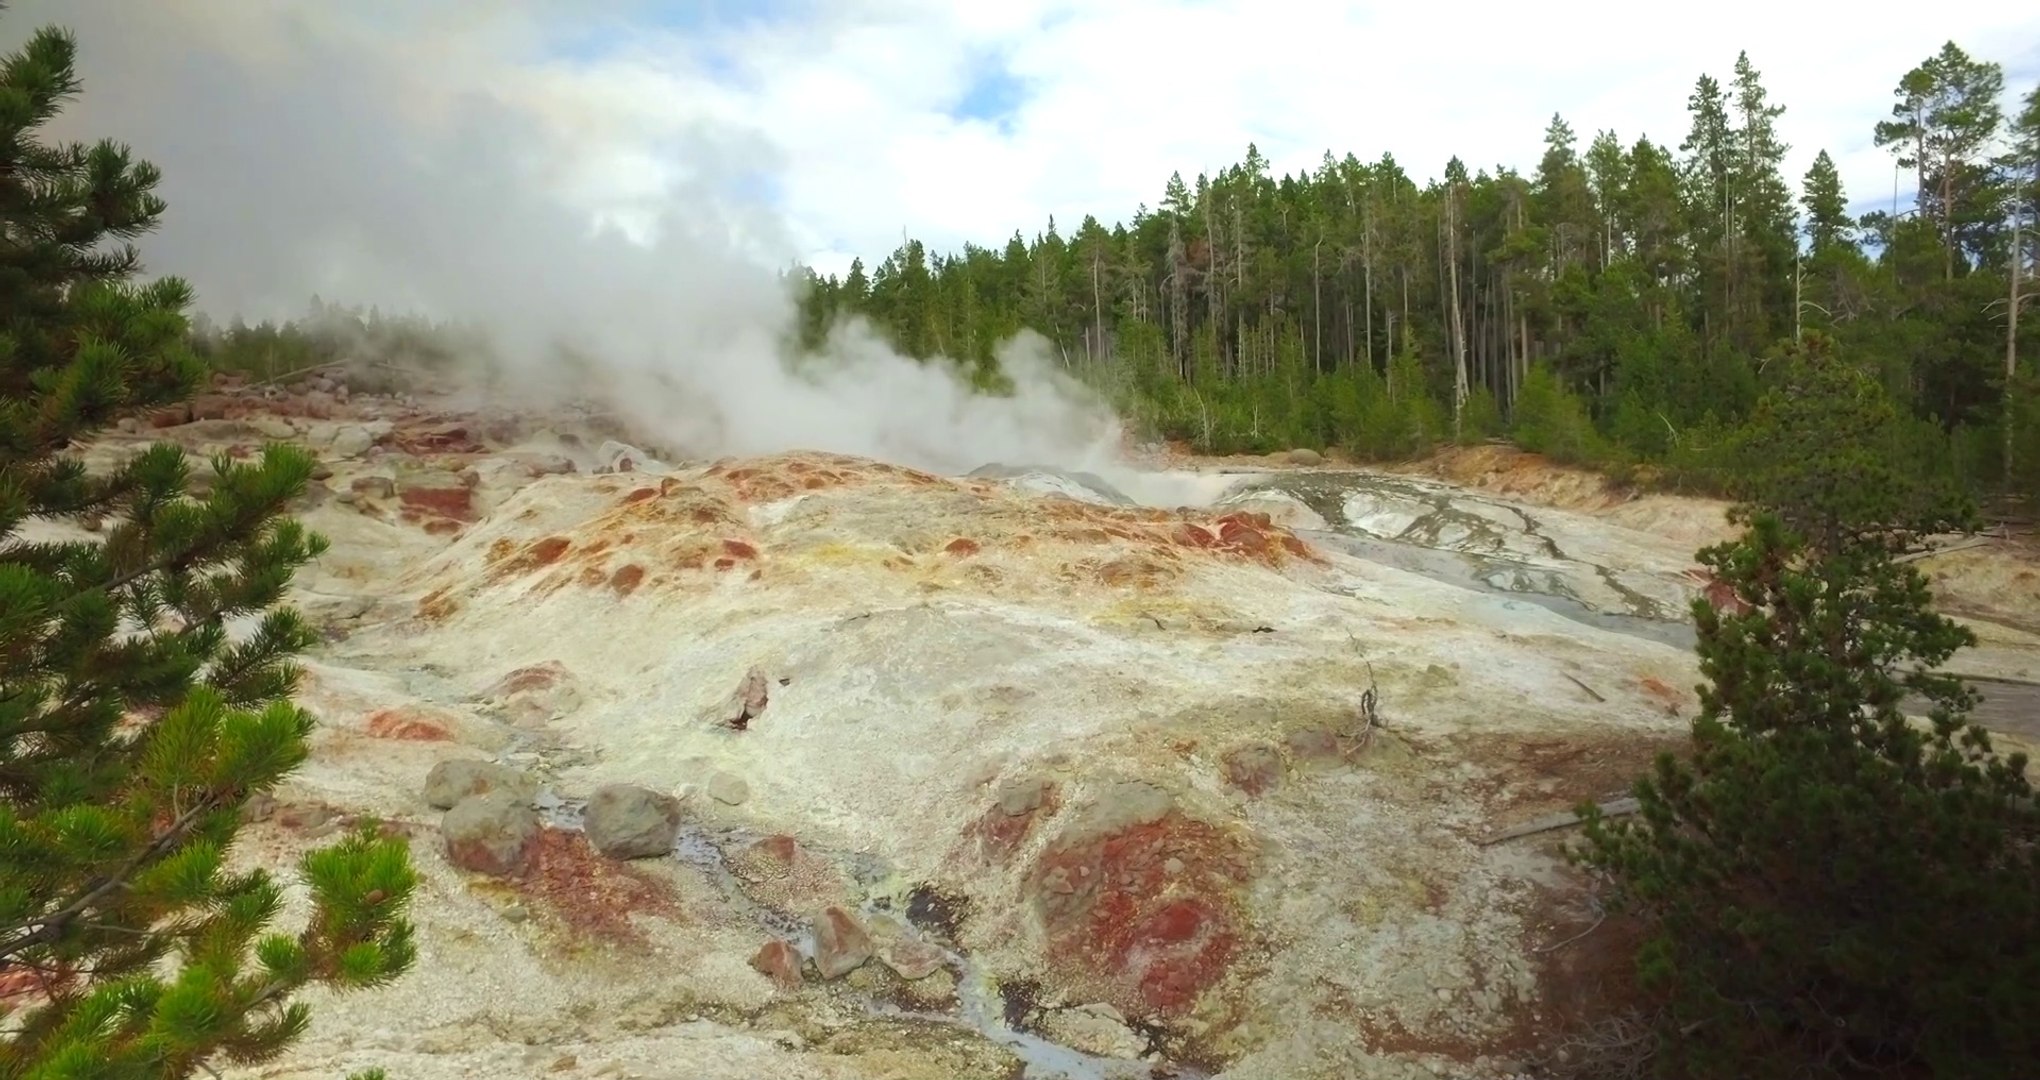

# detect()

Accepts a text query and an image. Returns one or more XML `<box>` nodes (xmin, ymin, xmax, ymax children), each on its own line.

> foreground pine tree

<box><xmin>1576</xmin><ymin>335</ymin><xmax>2040</xmax><ymax>1078</ymax></box>
<box><xmin>0</xmin><ymin>16</ymin><xmax>415</xmax><ymax>1079</ymax></box>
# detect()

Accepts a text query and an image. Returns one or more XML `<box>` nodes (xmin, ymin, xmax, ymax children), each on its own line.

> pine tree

<box><xmin>2012</xmin><ymin>82</ymin><xmax>2040</xmax><ymax>214</ymax></box>
<box><xmin>1800</xmin><ymin>150</ymin><xmax>1853</xmax><ymax>256</ymax></box>
<box><xmin>0</xmin><ymin>15</ymin><xmax>415</xmax><ymax>1079</ymax></box>
<box><xmin>1575</xmin><ymin>336</ymin><xmax>2039</xmax><ymax>1078</ymax></box>
<box><xmin>1875</xmin><ymin>42</ymin><xmax>2008</xmax><ymax>281</ymax></box>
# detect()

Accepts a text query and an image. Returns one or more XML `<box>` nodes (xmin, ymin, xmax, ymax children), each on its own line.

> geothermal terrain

<box><xmin>50</xmin><ymin>371</ymin><xmax>2040</xmax><ymax>1080</ymax></box>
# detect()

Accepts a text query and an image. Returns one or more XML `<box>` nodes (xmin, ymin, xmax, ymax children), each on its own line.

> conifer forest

<box><xmin>785</xmin><ymin>44</ymin><xmax>2040</xmax><ymax>502</ymax></box>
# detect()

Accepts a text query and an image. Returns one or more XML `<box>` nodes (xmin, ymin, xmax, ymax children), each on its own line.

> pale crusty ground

<box><xmin>35</xmin><ymin>402</ymin><xmax>2039</xmax><ymax>1080</ymax></box>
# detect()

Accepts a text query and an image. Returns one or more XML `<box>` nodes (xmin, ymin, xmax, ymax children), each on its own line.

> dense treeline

<box><xmin>792</xmin><ymin>43</ymin><xmax>2040</xmax><ymax>499</ymax></box>
<box><xmin>188</xmin><ymin>299</ymin><xmax>480</xmax><ymax>386</ymax></box>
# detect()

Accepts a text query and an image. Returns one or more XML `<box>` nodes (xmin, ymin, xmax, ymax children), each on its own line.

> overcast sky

<box><xmin>12</xmin><ymin>0</ymin><xmax>2040</xmax><ymax>318</ymax></box>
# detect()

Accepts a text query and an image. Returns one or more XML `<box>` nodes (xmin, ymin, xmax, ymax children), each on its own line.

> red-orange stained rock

<box><xmin>1639</xmin><ymin>675</ymin><xmax>1684</xmax><ymax>705</ymax></box>
<box><xmin>516</xmin><ymin>828</ymin><xmax>683</xmax><ymax>946</ymax></box>
<box><xmin>750</xmin><ymin>940</ymin><xmax>804</xmax><ymax>991</ymax></box>
<box><xmin>530</xmin><ymin>536</ymin><xmax>571</xmax><ymax>565</ymax></box>
<box><xmin>399</xmin><ymin>484</ymin><xmax>476</xmax><ymax>521</ymax></box>
<box><xmin>750</xmin><ymin>834</ymin><xmax>801</xmax><ymax>864</ymax></box>
<box><xmin>365</xmin><ymin>709</ymin><xmax>452</xmax><ymax>741</ymax></box>
<box><xmin>1216</xmin><ymin>519</ymin><xmax>1267</xmax><ymax>553</ymax></box>
<box><xmin>1029</xmin><ymin>811</ymin><xmax>1251</xmax><ymax>1018</ymax></box>
<box><xmin>493</xmin><ymin>662</ymin><xmax>567</xmax><ymax>695</ymax></box>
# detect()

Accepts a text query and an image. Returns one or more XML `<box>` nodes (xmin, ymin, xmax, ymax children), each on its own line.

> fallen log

<box><xmin>1894</xmin><ymin>537</ymin><xmax>1994</xmax><ymax>564</ymax></box>
<box><xmin>1480</xmin><ymin>795</ymin><xmax>1641</xmax><ymax>846</ymax></box>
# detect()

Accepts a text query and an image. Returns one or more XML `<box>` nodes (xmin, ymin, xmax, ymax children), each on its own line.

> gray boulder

<box><xmin>442</xmin><ymin>790</ymin><xmax>539</xmax><ymax>877</ymax></box>
<box><xmin>583</xmin><ymin>783</ymin><xmax>683</xmax><ymax>859</ymax></box>
<box><xmin>328</xmin><ymin>425</ymin><xmax>377</xmax><ymax>459</ymax></box>
<box><xmin>424</xmin><ymin>759</ymin><xmax>537</xmax><ymax>810</ymax></box>
<box><xmin>811</xmin><ymin>905</ymin><xmax>873</xmax><ymax>979</ymax></box>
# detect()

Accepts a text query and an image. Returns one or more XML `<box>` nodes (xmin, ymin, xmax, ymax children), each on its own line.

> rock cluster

<box><xmin>418</xmin><ymin>758</ymin><xmax>965</xmax><ymax>1002</ymax></box>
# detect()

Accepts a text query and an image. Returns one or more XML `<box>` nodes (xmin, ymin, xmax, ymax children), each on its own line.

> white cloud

<box><xmin>33</xmin><ymin>0</ymin><xmax>2036</xmax><ymax>284</ymax></box>
<box><xmin>520</xmin><ymin>0</ymin><xmax>2040</xmax><ymax>277</ymax></box>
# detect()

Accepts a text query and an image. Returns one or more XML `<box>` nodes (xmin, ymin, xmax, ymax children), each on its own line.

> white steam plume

<box><xmin>9</xmin><ymin>1</ymin><xmax>1135</xmax><ymax>479</ymax></box>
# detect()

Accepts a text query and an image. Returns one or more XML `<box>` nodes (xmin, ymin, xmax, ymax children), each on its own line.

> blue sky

<box><xmin>951</xmin><ymin>55</ymin><xmax>1029</xmax><ymax>132</ymax></box>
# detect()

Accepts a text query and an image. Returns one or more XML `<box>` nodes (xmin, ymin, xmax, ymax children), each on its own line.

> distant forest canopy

<box><xmin>188</xmin><ymin>44</ymin><xmax>2039</xmax><ymax>501</ymax></box>
<box><xmin>783</xmin><ymin>43</ymin><xmax>2040</xmax><ymax>497</ymax></box>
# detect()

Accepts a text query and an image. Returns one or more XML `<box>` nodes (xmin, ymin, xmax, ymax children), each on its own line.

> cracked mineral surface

<box><xmin>35</xmin><ymin>379</ymin><xmax>2040</xmax><ymax>1080</ymax></box>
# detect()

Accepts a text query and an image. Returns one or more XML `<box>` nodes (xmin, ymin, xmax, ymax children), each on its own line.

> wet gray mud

<box><xmin>1302</xmin><ymin>526</ymin><xmax>1699</xmax><ymax>650</ymax></box>
<box><xmin>1219</xmin><ymin>468</ymin><xmax>2040</xmax><ymax>736</ymax></box>
<box><xmin>1223</xmin><ymin>470</ymin><xmax>1699</xmax><ymax>650</ymax></box>
<box><xmin>968</xmin><ymin>463</ymin><xmax>1136</xmax><ymax>506</ymax></box>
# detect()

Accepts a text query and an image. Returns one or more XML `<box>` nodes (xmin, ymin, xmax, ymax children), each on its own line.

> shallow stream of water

<box><xmin>1300</xmin><ymin>527</ymin><xmax>1700</xmax><ymax>650</ymax></box>
<box><xmin>541</xmin><ymin>794</ymin><xmax>1178</xmax><ymax>1079</ymax></box>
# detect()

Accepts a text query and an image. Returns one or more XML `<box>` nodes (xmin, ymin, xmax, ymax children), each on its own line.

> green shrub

<box><xmin>0</xmin><ymin>18</ymin><xmax>415</xmax><ymax>1078</ymax></box>
<box><xmin>1574</xmin><ymin>338</ymin><xmax>2037</xmax><ymax>1078</ymax></box>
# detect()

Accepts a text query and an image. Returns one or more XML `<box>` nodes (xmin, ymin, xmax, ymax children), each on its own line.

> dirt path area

<box><xmin>1953</xmin><ymin>675</ymin><xmax>2040</xmax><ymax>742</ymax></box>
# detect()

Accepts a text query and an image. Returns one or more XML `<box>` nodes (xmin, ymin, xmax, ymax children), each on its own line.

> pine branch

<box><xmin>0</xmin><ymin>795</ymin><xmax>221</xmax><ymax>963</ymax></box>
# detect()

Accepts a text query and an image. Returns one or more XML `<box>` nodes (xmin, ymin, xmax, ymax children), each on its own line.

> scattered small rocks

<box><xmin>727</xmin><ymin>834</ymin><xmax>853</xmax><ymax>912</ymax></box>
<box><xmin>810</xmin><ymin>906</ymin><xmax>873</xmax><ymax>979</ymax></box>
<box><xmin>505</xmin><ymin>451</ymin><xmax>577</xmax><ymax>477</ymax></box>
<box><xmin>583</xmin><ymin>783</ymin><xmax>684</xmax><ymax>860</ymax></box>
<box><xmin>393</xmin><ymin>423</ymin><xmax>484</xmax><ymax>456</ymax></box>
<box><xmin>423</xmin><ymin>758</ymin><xmax>538</xmax><ymax>810</ymax></box>
<box><xmin>441</xmin><ymin>789</ymin><xmax>539</xmax><ymax>877</ymax></box>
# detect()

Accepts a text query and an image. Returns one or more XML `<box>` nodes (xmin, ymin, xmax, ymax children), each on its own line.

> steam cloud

<box><xmin>9</xmin><ymin>1</ymin><xmax>1133</xmax><ymax>478</ymax></box>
